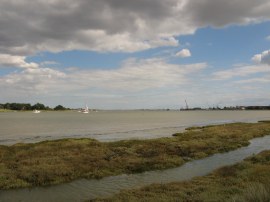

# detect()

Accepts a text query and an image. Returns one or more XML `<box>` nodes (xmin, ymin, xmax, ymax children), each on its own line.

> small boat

<box><xmin>33</xmin><ymin>109</ymin><xmax>41</xmax><ymax>113</ymax></box>
<box><xmin>80</xmin><ymin>105</ymin><xmax>89</xmax><ymax>114</ymax></box>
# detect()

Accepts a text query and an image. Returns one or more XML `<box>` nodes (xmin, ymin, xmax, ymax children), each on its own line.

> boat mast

<box><xmin>185</xmin><ymin>99</ymin><xmax>189</xmax><ymax>110</ymax></box>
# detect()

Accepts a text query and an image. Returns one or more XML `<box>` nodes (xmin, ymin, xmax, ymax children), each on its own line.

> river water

<box><xmin>1</xmin><ymin>135</ymin><xmax>270</xmax><ymax>202</ymax></box>
<box><xmin>1</xmin><ymin>110</ymin><xmax>270</xmax><ymax>145</ymax></box>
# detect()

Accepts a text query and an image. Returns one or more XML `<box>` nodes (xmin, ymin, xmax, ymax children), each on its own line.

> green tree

<box><xmin>54</xmin><ymin>105</ymin><xmax>66</xmax><ymax>111</ymax></box>
<box><xmin>32</xmin><ymin>103</ymin><xmax>46</xmax><ymax>110</ymax></box>
<box><xmin>4</xmin><ymin>103</ymin><xmax>11</xmax><ymax>109</ymax></box>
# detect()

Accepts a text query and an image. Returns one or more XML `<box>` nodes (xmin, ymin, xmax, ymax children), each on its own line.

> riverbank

<box><xmin>0</xmin><ymin>121</ymin><xmax>270</xmax><ymax>190</ymax></box>
<box><xmin>0</xmin><ymin>109</ymin><xmax>13</xmax><ymax>112</ymax></box>
<box><xmin>93</xmin><ymin>149</ymin><xmax>270</xmax><ymax>201</ymax></box>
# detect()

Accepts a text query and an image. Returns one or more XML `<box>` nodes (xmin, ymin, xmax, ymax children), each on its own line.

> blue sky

<box><xmin>0</xmin><ymin>0</ymin><xmax>270</xmax><ymax>109</ymax></box>
<box><xmin>28</xmin><ymin>21</ymin><xmax>270</xmax><ymax>70</ymax></box>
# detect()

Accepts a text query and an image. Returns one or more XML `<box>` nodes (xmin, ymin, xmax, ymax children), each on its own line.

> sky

<box><xmin>0</xmin><ymin>0</ymin><xmax>270</xmax><ymax>109</ymax></box>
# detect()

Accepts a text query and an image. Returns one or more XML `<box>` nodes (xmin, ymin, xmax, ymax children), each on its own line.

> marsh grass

<box><xmin>232</xmin><ymin>182</ymin><xmax>270</xmax><ymax>202</ymax></box>
<box><xmin>93</xmin><ymin>150</ymin><xmax>270</xmax><ymax>202</ymax></box>
<box><xmin>1</xmin><ymin>122</ymin><xmax>270</xmax><ymax>189</ymax></box>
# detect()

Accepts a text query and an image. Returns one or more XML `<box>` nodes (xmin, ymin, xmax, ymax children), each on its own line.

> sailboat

<box><xmin>33</xmin><ymin>109</ymin><xmax>41</xmax><ymax>113</ymax></box>
<box><xmin>81</xmin><ymin>105</ymin><xmax>89</xmax><ymax>114</ymax></box>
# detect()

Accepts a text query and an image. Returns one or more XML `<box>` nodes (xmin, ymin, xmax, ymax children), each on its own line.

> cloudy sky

<box><xmin>0</xmin><ymin>0</ymin><xmax>270</xmax><ymax>109</ymax></box>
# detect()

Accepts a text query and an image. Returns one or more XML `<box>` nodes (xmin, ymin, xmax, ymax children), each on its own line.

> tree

<box><xmin>32</xmin><ymin>103</ymin><xmax>46</xmax><ymax>110</ymax></box>
<box><xmin>54</xmin><ymin>105</ymin><xmax>66</xmax><ymax>110</ymax></box>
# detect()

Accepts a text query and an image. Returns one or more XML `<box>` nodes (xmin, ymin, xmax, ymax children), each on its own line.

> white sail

<box><xmin>82</xmin><ymin>104</ymin><xmax>89</xmax><ymax>113</ymax></box>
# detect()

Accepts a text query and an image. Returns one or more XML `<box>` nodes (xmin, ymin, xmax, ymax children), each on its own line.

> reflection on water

<box><xmin>1</xmin><ymin>110</ymin><xmax>270</xmax><ymax>145</ymax></box>
<box><xmin>1</xmin><ymin>135</ymin><xmax>270</xmax><ymax>202</ymax></box>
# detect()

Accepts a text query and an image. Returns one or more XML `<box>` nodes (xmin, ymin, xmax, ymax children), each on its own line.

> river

<box><xmin>1</xmin><ymin>110</ymin><xmax>270</xmax><ymax>145</ymax></box>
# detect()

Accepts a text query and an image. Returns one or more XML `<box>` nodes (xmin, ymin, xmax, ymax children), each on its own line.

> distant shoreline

<box><xmin>1</xmin><ymin>108</ymin><xmax>270</xmax><ymax>113</ymax></box>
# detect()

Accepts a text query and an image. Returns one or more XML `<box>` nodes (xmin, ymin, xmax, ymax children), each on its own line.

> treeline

<box><xmin>244</xmin><ymin>106</ymin><xmax>270</xmax><ymax>110</ymax></box>
<box><xmin>0</xmin><ymin>103</ymin><xmax>69</xmax><ymax>111</ymax></box>
<box><xmin>223</xmin><ymin>106</ymin><xmax>270</xmax><ymax>110</ymax></box>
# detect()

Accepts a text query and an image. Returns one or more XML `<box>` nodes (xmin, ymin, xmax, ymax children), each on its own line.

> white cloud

<box><xmin>212</xmin><ymin>64</ymin><xmax>270</xmax><ymax>80</ymax></box>
<box><xmin>0</xmin><ymin>68</ymin><xmax>66</xmax><ymax>94</ymax></box>
<box><xmin>0</xmin><ymin>0</ymin><xmax>270</xmax><ymax>55</ymax></box>
<box><xmin>1</xmin><ymin>59</ymin><xmax>270</xmax><ymax>108</ymax></box>
<box><xmin>0</xmin><ymin>59</ymin><xmax>207</xmax><ymax>106</ymax></box>
<box><xmin>72</xmin><ymin>30</ymin><xmax>179</xmax><ymax>53</ymax></box>
<box><xmin>1</xmin><ymin>1</ymin><xmax>270</xmax><ymax>108</ymax></box>
<box><xmin>69</xmin><ymin>58</ymin><xmax>207</xmax><ymax>92</ymax></box>
<box><xmin>40</xmin><ymin>61</ymin><xmax>60</xmax><ymax>67</ymax></box>
<box><xmin>252</xmin><ymin>50</ymin><xmax>270</xmax><ymax>65</ymax></box>
<box><xmin>0</xmin><ymin>54</ymin><xmax>39</xmax><ymax>69</ymax></box>
<box><xmin>175</xmin><ymin>49</ymin><xmax>191</xmax><ymax>58</ymax></box>
<box><xmin>266</xmin><ymin>35</ymin><xmax>270</xmax><ymax>41</ymax></box>
<box><xmin>251</xmin><ymin>54</ymin><xmax>262</xmax><ymax>63</ymax></box>
<box><xmin>234</xmin><ymin>77</ymin><xmax>270</xmax><ymax>84</ymax></box>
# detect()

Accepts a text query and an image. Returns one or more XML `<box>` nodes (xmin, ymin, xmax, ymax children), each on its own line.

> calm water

<box><xmin>1</xmin><ymin>110</ymin><xmax>270</xmax><ymax>145</ymax></box>
<box><xmin>1</xmin><ymin>135</ymin><xmax>270</xmax><ymax>202</ymax></box>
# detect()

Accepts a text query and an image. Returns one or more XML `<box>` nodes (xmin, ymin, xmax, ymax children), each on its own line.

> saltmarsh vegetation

<box><xmin>93</xmin><ymin>150</ymin><xmax>270</xmax><ymax>202</ymax></box>
<box><xmin>0</xmin><ymin>121</ymin><xmax>270</xmax><ymax>189</ymax></box>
